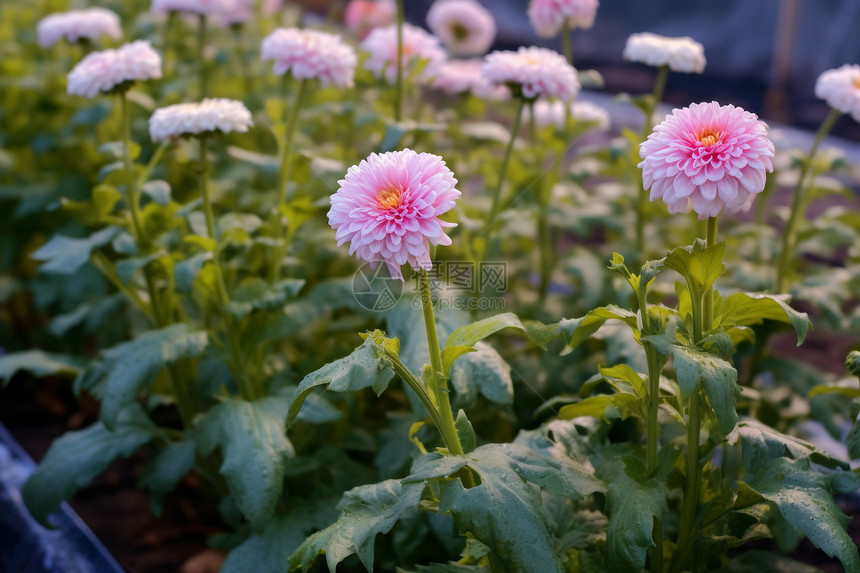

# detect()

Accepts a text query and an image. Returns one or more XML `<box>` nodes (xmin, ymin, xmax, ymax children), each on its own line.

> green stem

<box><xmin>481</xmin><ymin>97</ymin><xmax>526</xmax><ymax>261</ymax></box>
<box><xmin>197</xmin><ymin>14</ymin><xmax>208</xmax><ymax>97</ymax></box>
<box><xmin>561</xmin><ymin>20</ymin><xmax>573</xmax><ymax>65</ymax></box>
<box><xmin>394</xmin><ymin>0</ymin><xmax>404</xmax><ymax>122</ymax></box>
<box><xmin>703</xmin><ymin>216</ymin><xmax>718</xmax><ymax>329</ymax></box>
<box><xmin>775</xmin><ymin>107</ymin><xmax>840</xmax><ymax>292</ymax></box>
<box><xmin>199</xmin><ymin>136</ymin><xmax>254</xmax><ymax>400</ymax></box>
<box><xmin>269</xmin><ymin>77</ymin><xmax>308</xmax><ymax>283</ymax></box>
<box><xmin>418</xmin><ymin>270</ymin><xmax>465</xmax><ymax>458</ymax></box>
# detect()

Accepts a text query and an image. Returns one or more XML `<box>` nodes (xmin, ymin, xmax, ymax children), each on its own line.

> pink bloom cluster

<box><xmin>67</xmin><ymin>41</ymin><xmax>162</xmax><ymax>98</ymax></box>
<box><xmin>37</xmin><ymin>8</ymin><xmax>122</xmax><ymax>48</ymax></box>
<box><xmin>639</xmin><ymin>101</ymin><xmax>775</xmax><ymax>219</ymax></box>
<box><xmin>262</xmin><ymin>28</ymin><xmax>358</xmax><ymax>88</ymax></box>
<box><xmin>361</xmin><ymin>24</ymin><xmax>447</xmax><ymax>84</ymax></box>
<box><xmin>528</xmin><ymin>0</ymin><xmax>598</xmax><ymax>38</ymax></box>
<box><xmin>432</xmin><ymin>59</ymin><xmax>510</xmax><ymax>100</ymax></box>
<box><xmin>482</xmin><ymin>46</ymin><xmax>579</xmax><ymax>101</ymax></box>
<box><xmin>328</xmin><ymin>150</ymin><xmax>461</xmax><ymax>280</ymax></box>
<box><xmin>815</xmin><ymin>64</ymin><xmax>860</xmax><ymax>122</ymax></box>
<box><xmin>152</xmin><ymin>0</ymin><xmax>252</xmax><ymax>24</ymax></box>
<box><xmin>344</xmin><ymin>0</ymin><xmax>396</xmax><ymax>39</ymax></box>
<box><xmin>427</xmin><ymin>0</ymin><xmax>496</xmax><ymax>57</ymax></box>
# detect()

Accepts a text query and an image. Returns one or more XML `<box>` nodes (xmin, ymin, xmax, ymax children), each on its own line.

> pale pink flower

<box><xmin>67</xmin><ymin>41</ymin><xmax>162</xmax><ymax>98</ymax></box>
<box><xmin>212</xmin><ymin>0</ymin><xmax>254</xmax><ymax>26</ymax></box>
<box><xmin>639</xmin><ymin>101</ymin><xmax>775</xmax><ymax>219</ymax></box>
<box><xmin>38</xmin><ymin>8</ymin><xmax>122</xmax><ymax>48</ymax></box>
<box><xmin>151</xmin><ymin>0</ymin><xmax>221</xmax><ymax>14</ymax></box>
<box><xmin>261</xmin><ymin>28</ymin><xmax>357</xmax><ymax>88</ymax></box>
<box><xmin>815</xmin><ymin>64</ymin><xmax>860</xmax><ymax>122</ymax></box>
<box><xmin>482</xmin><ymin>46</ymin><xmax>579</xmax><ymax>101</ymax></box>
<box><xmin>361</xmin><ymin>24</ymin><xmax>447</xmax><ymax>84</ymax></box>
<box><xmin>149</xmin><ymin>98</ymin><xmax>253</xmax><ymax>141</ymax></box>
<box><xmin>525</xmin><ymin>98</ymin><xmax>610</xmax><ymax>132</ymax></box>
<box><xmin>328</xmin><ymin>150</ymin><xmax>460</xmax><ymax>280</ymax></box>
<box><xmin>427</xmin><ymin>0</ymin><xmax>495</xmax><ymax>57</ymax></box>
<box><xmin>344</xmin><ymin>0</ymin><xmax>396</xmax><ymax>39</ymax></box>
<box><xmin>528</xmin><ymin>0</ymin><xmax>598</xmax><ymax>38</ymax></box>
<box><xmin>432</xmin><ymin>59</ymin><xmax>509</xmax><ymax>100</ymax></box>
<box><xmin>623</xmin><ymin>33</ymin><xmax>706</xmax><ymax>74</ymax></box>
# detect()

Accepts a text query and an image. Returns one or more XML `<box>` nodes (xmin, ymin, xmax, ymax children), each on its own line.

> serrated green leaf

<box><xmin>714</xmin><ymin>292</ymin><xmax>810</xmax><ymax>345</ymax></box>
<box><xmin>22</xmin><ymin>405</ymin><xmax>158</xmax><ymax>524</ymax></box>
<box><xmin>32</xmin><ymin>226</ymin><xmax>122</xmax><ymax>274</ymax></box>
<box><xmin>449</xmin><ymin>342</ymin><xmax>512</xmax><ymax>408</ymax></box>
<box><xmin>0</xmin><ymin>350</ymin><xmax>82</xmax><ymax>385</ymax></box>
<box><xmin>195</xmin><ymin>395</ymin><xmax>295</xmax><ymax>530</ymax></box>
<box><xmin>559</xmin><ymin>306</ymin><xmax>638</xmax><ymax>351</ymax></box>
<box><xmin>738</xmin><ymin>419</ymin><xmax>849</xmax><ymax>472</ymax></box>
<box><xmin>288</xmin><ymin>479</ymin><xmax>425</xmax><ymax>572</ymax></box>
<box><xmin>139</xmin><ymin>440</ymin><xmax>196</xmax><ymax>516</ymax></box>
<box><xmin>287</xmin><ymin>334</ymin><xmax>394</xmax><ymax>426</ymax></box>
<box><xmin>664</xmin><ymin>239</ymin><xmax>725</xmax><ymax>296</ymax></box>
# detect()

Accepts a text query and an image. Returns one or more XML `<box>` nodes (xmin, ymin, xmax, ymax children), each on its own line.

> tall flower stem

<box><xmin>394</xmin><ymin>0</ymin><xmax>405</xmax><ymax>122</ymax></box>
<box><xmin>481</xmin><ymin>97</ymin><xmax>527</xmax><ymax>261</ymax></box>
<box><xmin>561</xmin><ymin>21</ymin><xmax>573</xmax><ymax>65</ymax></box>
<box><xmin>197</xmin><ymin>14</ymin><xmax>208</xmax><ymax>97</ymax></box>
<box><xmin>418</xmin><ymin>269</ymin><xmax>465</xmax><ymax>458</ymax></box>
<box><xmin>775</xmin><ymin>107</ymin><xmax>840</xmax><ymax>292</ymax></box>
<box><xmin>269</xmin><ymin>77</ymin><xmax>308</xmax><ymax>283</ymax></box>
<box><xmin>671</xmin><ymin>215</ymin><xmax>718</xmax><ymax>573</ymax></box>
<box><xmin>199</xmin><ymin>136</ymin><xmax>255</xmax><ymax>400</ymax></box>
<box><xmin>635</xmin><ymin>64</ymin><xmax>669</xmax><ymax>263</ymax></box>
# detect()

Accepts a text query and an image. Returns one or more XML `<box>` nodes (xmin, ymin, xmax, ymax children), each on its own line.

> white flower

<box><xmin>67</xmin><ymin>41</ymin><xmax>162</xmax><ymax>98</ymax></box>
<box><xmin>151</xmin><ymin>0</ymin><xmax>220</xmax><ymax>15</ymax></box>
<box><xmin>528</xmin><ymin>0</ymin><xmax>598</xmax><ymax>38</ymax></box>
<box><xmin>815</xmin><ymin>64</ymin><xmax>860</xmax><ymax>122</ymax></box>
<box><xmin>524</xmin><ymin>98</ymin><xmax>610</xmax><ymax>132</ymax></box>
<box><xmin>262</xmin><ymin>28</ymin><xmax>358</xmax><ymax>88</ymax></box>
<box><xmin>361</xmin><ymin>24</ymin><xmax>447</xmax><ymax>84</ymax></box>
<box><xmin>571</xmin><ymin>100</ymin><xmax>610</xmax><ymax>132</ymax></box>
<box><xmin>426</xmin><ymin>0</ymin><xmax>495</xmax><ymax>57</ymax></box>
<box><xmin>623</xmin><ymin>32</ymin><xmax>706</xmax><ymax>74</ymax></box>
<box><xmin>482</xmin><ymin>46</ymin><xmax>579</xmax><ymax>101</ymax></box>
<box><xmin>149</xmin><ymin>98</ymin><xmax>253</xmax><ymax>141</ymax></box>
<box><xmin>37</xmin><ymin>8</ymin><xmax>122</xmax><ymax>48</ymax></box>
<box><xmin>432</xmin><ymin>59</ymin><xmax>509</xmax><ymax>99</ymax></box>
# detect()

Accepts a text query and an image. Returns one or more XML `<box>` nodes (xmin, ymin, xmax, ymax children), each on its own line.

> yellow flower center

<box><xmin>697</xmin><ymin>130</ymin><xmax>720</xmax><ymax>146</ymax></box>
<box><xmin>377</xmin><ymin>186</ymin><xmax>401</xmax><ymax>209</ymax></box>
<box><xmin>450</xmin><ymin>22</ymin><xmax>470</xmax><ymax>42</ymax></box>
<box><xmin>854</xmin><ymin>75</ymin><xmax>860</xmax><ymax>89</ymax></box>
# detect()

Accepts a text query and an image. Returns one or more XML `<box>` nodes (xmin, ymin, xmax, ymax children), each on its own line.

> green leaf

<box><xmin>115</xmin><ymin>250</ymin><xmax>167</xmax><ymax>285</ymax></box>
<box><xmin>738</xmin><ymin>419</ymin><xmax>849</xmax><ymax>472</ymax></box>
<box><xmin>195</xmin><ymin>395</ymin><xmax>295</xmax><ymax>530</ymax></box>
<box><xmin>714</xmin><ymin>292</ymin><xmax>810</xmax><ymax>345</ymax></box>
<box><xmin>454</xmin><ymin>409</ymin><xmax>477</xmax><ymax>454</ymax></box>
<box><xmin>288</xmin><ymin>479</ymin><xmax>425</xmax><ymax>572</ymax></box>
<box><xmin>0</xmin><ymin>350</ymin><xmax>82</xmax><ymax>385</ymax></box>
<box><xmin>449</xmin><ymin>342</ymin><xmax>513</xmax><ymax>408</ymax></box>
<box><xmin>139</xmin><ymin>440</ymin><xmax>196</xmax><ymax>516</ymax></box>
<box><xmin>141</xmin><ymin>180</ymin><xmax>171</xmax><ymax>206</ymax></box>
<box><xmin>445</xmin><ymin>312</ymin><xmax>560</xmax><ymax>350</ymax></box>
<box><xmin>719</xmin><ymin>550</ymin><xmax>826</xmax><ymax>573</ymax></box>
<box><xmin>559</xmin><ymin>306</ymin><xmax>638</xmax><ymax>351</ymax></box>
<box><xmin>559</xmin><ymin>394</ymin><xmax>635</xmax><ymax>421</ymax></box>
<box><xmin>744</xmin><ymin>457</ymin><xmax>860</xmax><ymax>573</ymax></box>
<box><xmin>225</xmin><ymin>278</ymin><xmax>305</xmax><ymax>320</ymax></box>
<box><xmin>847</xmin><ymin>351</ymin><xmax>860</xmax><ymax>379</ymax></box>
<box><xmin>287</xmin><ymin>334</ymin><xmax>394</xmax><ymax>426</ymax></box>
<box><xmin>95</xmin><ymin>324</ymin><xmax>208</xmax><ymax>430</ymax></box>
<box><xmin>440</xmin><ymin>345</ymin><xmax>476</xmax><ymax>376</ymax></box>
<box><xmin>664</xmin><ymin>239</ymin><xmax>725</xmax><ymax>296</ymax></box>
<box><xmin>174</xmin><ymin>252</ymin><xmax>212</xmax><ymax>293</ymax></box>
<box><xmin>31</xmin><ymin>226</ymin><xmax>122</xmax><ymax>274</ymax></box>
<box><xmin>22</xmin><ymin>405</ymin><xmax>158</xmax><ymax>524</ymax></box>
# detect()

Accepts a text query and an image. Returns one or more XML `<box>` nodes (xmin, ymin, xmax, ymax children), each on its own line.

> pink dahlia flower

<box><xmin>639</xmin><ymin>101</ymin><xmax>775</xmax><ymax>219</ymax></box>
<box><xmin>482</xmin><ymin>46</ymin><xmax>579</xmax><ymax>101</ymax></box>
<box><xmin>67</xmin><ymin>41</ymin><xmax>162</xmax><ymax>98</ymax></box>
<box><xmin>432</xmin><ymin>59</ymin><xmax>510</xmax><ymax>100</ymax></box>
<box><xmin>344</xmin><ymin>0</ymin><xmax>396</xmax><ymax>39</ymax></box>
<box><xmin>427</xmin><ymin>0</ymin><xmax>496</xmax><ymax>57</ymax></box>
<box><xmin>261</xmin><ymin>28</ymin><xmax>358</xmax><ymax>88</ymax></box>
<box><xmin>528</xmin><ymin>0</ymin><xmax>598</xmax><ymax>38</ymax></box>
<box><xmin>361</xmin><ymin>24</ymin><xmax>447</xmax><ymax>84</ymax></box>
<box><xmin>149</xmin><ymin>98</ymin><xmax>253</xmax><ymax>141</ymax></box>
<box><xmin>328</xmin><ymin>150</ymin><xmax>460</xmax><ymax>280</ymax></box>
<box><xmin>37</xmin><ymin>8</ymin><xmax>122</xmax><ymax>48</ymax></box>
<box><xmin>815</xmin><ymin>64</ymin><xmax>860</xmax><ymax>122</ymax></box>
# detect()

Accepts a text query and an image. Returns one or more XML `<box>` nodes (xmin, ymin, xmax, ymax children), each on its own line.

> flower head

<box><xmin>623</xmin><ymin>32</ymin><xmax>706</xmax><ymax>74</ymax></box>
<box><xmin>432</xmin><ymin>59</ymin><xmax>510</xmax><ymax>100</ymax></box>
<box><xmin>67</xmin><ymin>41</ymin><xmax>162</xmax><ymax>98</ymax></box>
<box><xmin>427</xmin><ymin>0</ymin><xmax>496</xmax><ymax>57</ymax></box>
<box><xmin>328</xmin><ymin>150</ymin><xmax>460</xmax><ymax>280</ymax></box>
<box><xmin>151</xmin><ymin>0</ymin><xmax>220</xmax><ymax>14</ymax></box>
<box><xmin>262</xmin><ymin>28</ymin><xmax>357</xmax><ymax>88</ymax></box>
<box><xmin>528</xmin><ymin>0</ymin><xmax>598</xmax><ymax>38</ymax></box>
<box><xmin>37</xmin><ymin>8</ymin><xmax>122</xmax><ymax>48</ymax></box>
<box><xmin>482</xmin><ymin>46</ymin><xmax>579</xmax><ymax>101</ymax></box>
<box><xmin>361</xmin><ymin>24</ymin><xmax>447</xmax><ymax>84</ymax></box>
<box><xmin>815</xmin><ymin>64</ymin><xmax>860</xmax><ymax>122</ymax></box>
<box><xmin>639</xmin><ymin>101</ymin><xmax>774</xmax><ymax>219</ymax></box>
<box><xmin>525</xmin><ymin>98</ymin><xmax>609</xmax><ymax>131</ymax></box>
<box><xmin>344</xmin><ymin>0</ymin><xmax>396</xmax><ymax>39</ymax></box>
<box><xmin>149</xmin><ymin>98</ymin><xmax>253</xmax><ymax>141</ymax></box>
